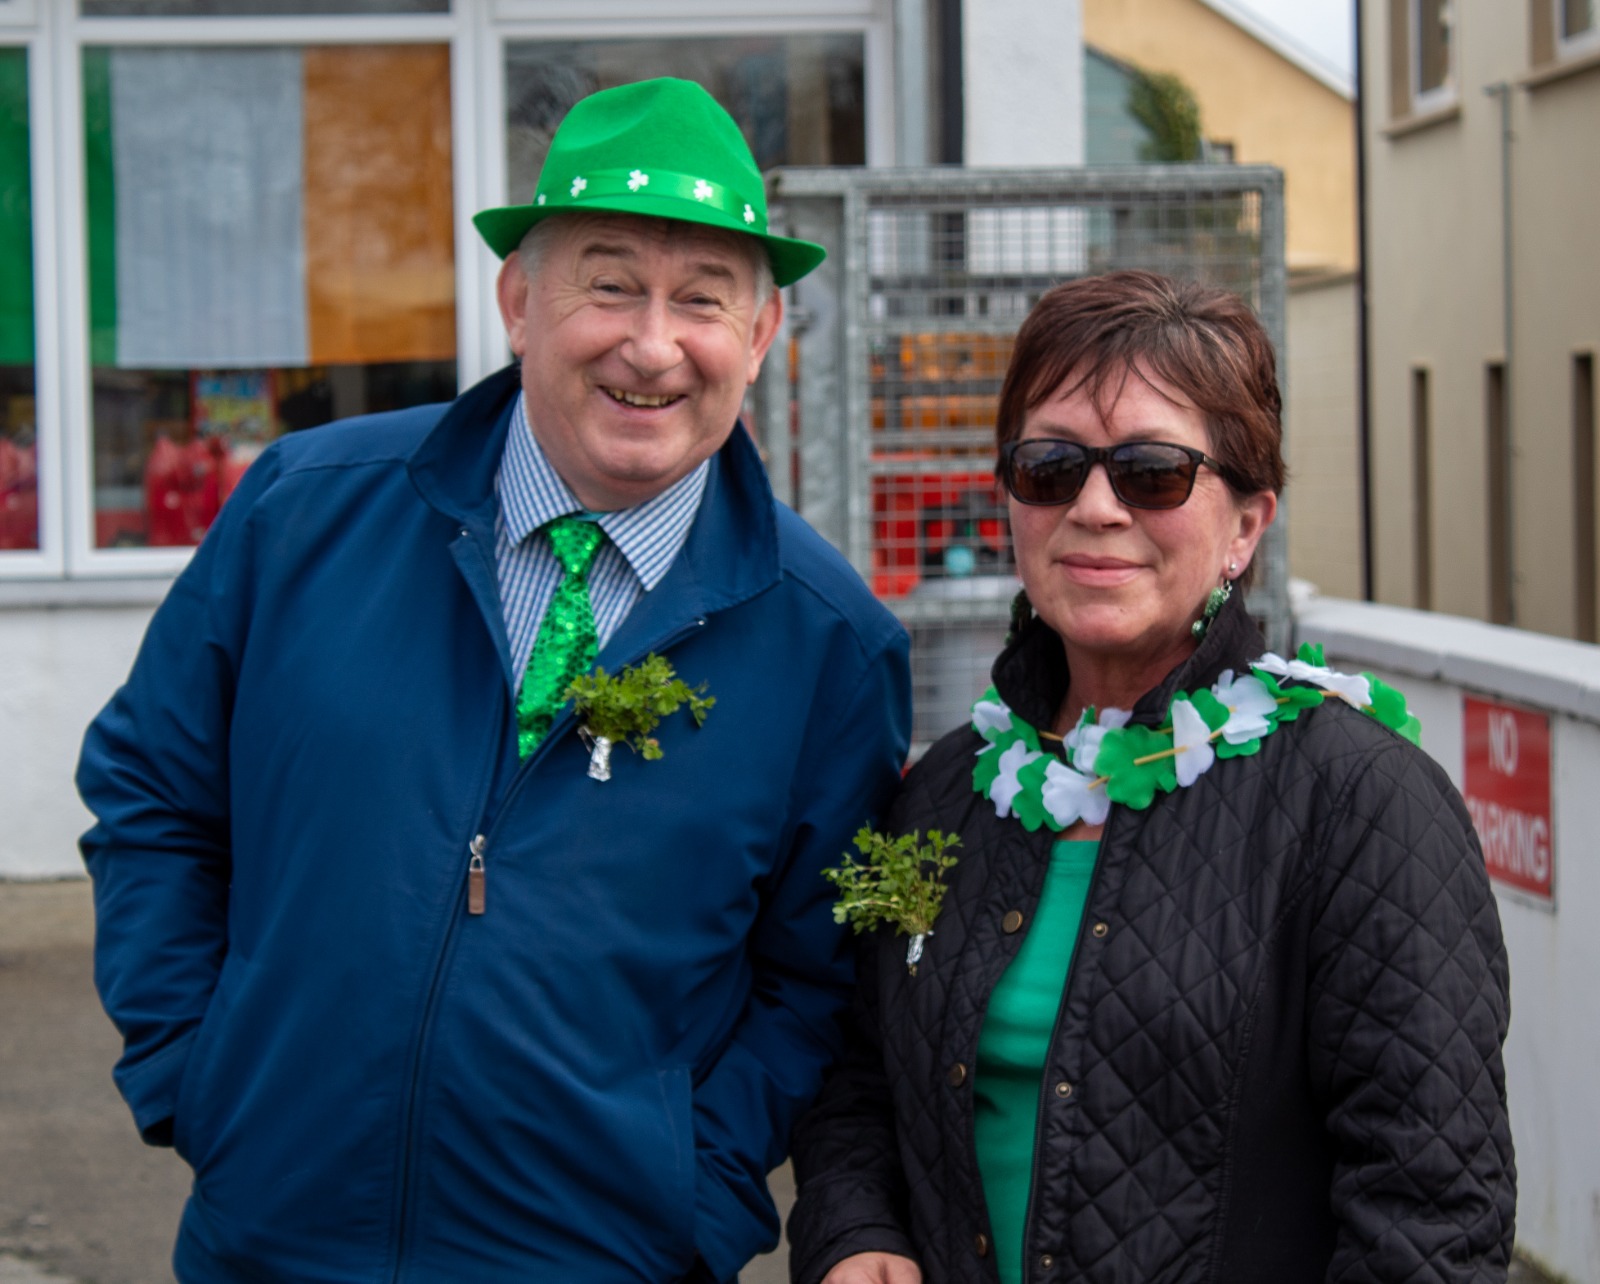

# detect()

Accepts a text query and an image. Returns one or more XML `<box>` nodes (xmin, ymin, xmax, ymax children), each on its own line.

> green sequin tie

<box><xmin>517</xmin><ymin>516</ymin><xmax>605</xmax><ymax>757</ymax></box>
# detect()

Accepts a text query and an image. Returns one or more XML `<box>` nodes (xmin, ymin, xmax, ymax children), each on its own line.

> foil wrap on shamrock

<box><xmin>564</xmin><ymin>654</ymin><xmax>714</xmax><ymax>782</ymax></box>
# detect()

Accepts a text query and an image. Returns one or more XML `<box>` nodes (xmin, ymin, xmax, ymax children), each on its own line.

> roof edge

<box><xmin>1194</xmin><ymin>0</ymin><xmax>1354</xmax><ymax>99</ymax></box>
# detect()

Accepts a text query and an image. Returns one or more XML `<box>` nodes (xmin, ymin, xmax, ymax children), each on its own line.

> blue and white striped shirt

<box><xmin>495</xmin><ymin>395</ymin><xmax>709</xmax><ymax>688</ymax></box>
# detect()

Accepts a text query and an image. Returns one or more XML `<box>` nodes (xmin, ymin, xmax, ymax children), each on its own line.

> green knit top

<box><xmin>972</xmin><ymin>839</ymin><xmax>1099</xmax><ymax>1284</ymax></box>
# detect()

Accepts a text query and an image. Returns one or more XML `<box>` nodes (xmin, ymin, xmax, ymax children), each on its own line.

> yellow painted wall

<box><xmin>1084</xmin><ymin>0</ymin><xmax>1356</xmax><ymax>273</ymax></box>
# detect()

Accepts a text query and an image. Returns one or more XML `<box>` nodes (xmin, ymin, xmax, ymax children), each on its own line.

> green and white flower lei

<box><xmin>972</xmin><ymin>642</ymin><xmax>1422</xmax><ymax>832</ymax></box>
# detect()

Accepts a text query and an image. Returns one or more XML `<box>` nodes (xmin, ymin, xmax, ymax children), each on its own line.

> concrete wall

<box><xmin>0</xmin><ymin>602</ymin><xmax>154</xmax><ymax>879</ymax></box>
<box><xmin>1300</xmin><ymin>595</ymin><xmax>1600</xmax><ymax>1284</ymax></box>
<box><xmin>1083</xmin><ymin>0</ymin><xmax>1356</xmax><ymax>273</ymax></box>
<box><xmin>1285</xmin><ymin>273</ymin><xmax>1362</xmax><ymax>600</ymax></box>
<box><xmin>1363</xmin><ymin>0</ymin><xmax>1600</xmax><ymax>636</ymax></box>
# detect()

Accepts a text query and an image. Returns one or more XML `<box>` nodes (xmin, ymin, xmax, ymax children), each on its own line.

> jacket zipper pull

<box><xmin>467</xmin><ymin>834</ymin><xmax>487</xmax><ymax>915</ymax></box>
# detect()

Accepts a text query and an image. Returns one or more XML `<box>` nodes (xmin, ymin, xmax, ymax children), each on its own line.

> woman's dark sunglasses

<box><xmin>998</xmin><ymin>438</ymin><xmax>1231</xmax><ymax>510</ymax></box>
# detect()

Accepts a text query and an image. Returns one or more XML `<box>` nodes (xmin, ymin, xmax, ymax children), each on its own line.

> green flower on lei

<box><xmin>971</xmin><ymin>642</ymin><xmax>1422</xmax><ymax>832</ymax></box>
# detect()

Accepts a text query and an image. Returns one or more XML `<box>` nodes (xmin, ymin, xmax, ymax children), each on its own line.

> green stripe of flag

<box><xmin>83</xmin><ymin>47</ymin><xmax>116</xmax><ymax>368</ymax></box>
<box><xmin>0</xmin><ymin>48</ymin><xmax>33</xmax><ymax>367</ymax></box>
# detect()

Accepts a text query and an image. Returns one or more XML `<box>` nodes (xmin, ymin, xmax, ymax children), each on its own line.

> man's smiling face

<box><xmin>497</xmin><ymin>212</ymin><xmax>782</xmax><ymax>512</ymax></box>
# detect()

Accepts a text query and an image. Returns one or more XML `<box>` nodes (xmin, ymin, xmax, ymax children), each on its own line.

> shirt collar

<box><xmin>496</xmin><ymin>394</ymin><xmax>710</xmax><ymax>591</ymax></box>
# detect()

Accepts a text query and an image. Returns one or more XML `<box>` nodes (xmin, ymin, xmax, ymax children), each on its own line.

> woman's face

<box><xmin>1008</xmin><ymin>363</ymin><xmax>1275</xmax><ymax>685</ymax></box>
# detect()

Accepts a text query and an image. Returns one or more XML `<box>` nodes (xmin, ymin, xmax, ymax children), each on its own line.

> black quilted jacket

<box><xmin>788</xmin><ymin>595</ymin><xmax>1515</xmax><ymax>1284</ymax></box>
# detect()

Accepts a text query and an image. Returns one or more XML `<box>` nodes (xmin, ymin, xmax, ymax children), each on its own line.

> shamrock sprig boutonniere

<box><xmin>565</xmin><ymin>654</ymin><xmax>713</xmax><ymax>781</ymax></box>
<box><xmin>825</xmin><ymin>827</ymin><xmax>961</xmax><ymax>974</ymax></box>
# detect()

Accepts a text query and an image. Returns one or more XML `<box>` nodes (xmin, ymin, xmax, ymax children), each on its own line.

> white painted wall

<box><xmin>962</xmin><ymin>0</ymin><xmax>1085</xmax><ymax>165</ymax></box>
<box><xmin>0</xmin><ymin>604</ymin><xmax>154</xmax><ymax>880</ymax></box>
<box><xmin>1300</xmin><ymin>596</ymin><xmax>1600</xmax><ymax>1284</ymax></box>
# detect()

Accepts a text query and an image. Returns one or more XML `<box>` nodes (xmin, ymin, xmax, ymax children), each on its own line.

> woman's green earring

<box><xmin>1192</xmin><ymin>565</ymin><xmax>1236</xmax><ymax>639</ymax></box>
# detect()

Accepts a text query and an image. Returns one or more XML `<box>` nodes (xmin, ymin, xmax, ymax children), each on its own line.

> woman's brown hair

<box><xmin>995</xmin><ymin>270</ymin><xmax>1286</xmax><ymax>499</ymax></box>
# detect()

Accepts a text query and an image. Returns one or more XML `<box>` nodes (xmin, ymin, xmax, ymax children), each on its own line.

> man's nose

<box><xmin>621</xmin><ymin>299</ymin><xmax>681</xmax><ymax>377</ymax></box>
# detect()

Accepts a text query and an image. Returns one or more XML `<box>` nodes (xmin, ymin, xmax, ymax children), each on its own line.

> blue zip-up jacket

<box><xmin>77</xmin><ymin>366</ymin><xmax>912</xmax><ymax>1283</ymax></box>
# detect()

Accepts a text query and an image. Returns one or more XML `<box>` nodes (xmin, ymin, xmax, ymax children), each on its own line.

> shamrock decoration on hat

<box><xmin>473</xmin><ymin>77</ymin><xmax>827</xmax><ymax>287</ymax></box>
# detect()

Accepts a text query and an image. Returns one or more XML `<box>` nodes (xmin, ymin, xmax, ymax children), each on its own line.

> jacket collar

<box><xmin>596</xmin><ymin>419</ymin><xmax>780</xmax><ymax>665</ymax></box>
<box><xmin>407</xmin><ymin>364</ymin><xmax>522</xmax><ymax>532</ymax></box>
<box><xmin>991</xmin><ymin>587</ymin><xmax>1266</xmax><ymax>732</ymax></box>
<box><xmin>407</xmin><ymin>364</ymin><xmax>781</xmax><ymax>649</ymax></box>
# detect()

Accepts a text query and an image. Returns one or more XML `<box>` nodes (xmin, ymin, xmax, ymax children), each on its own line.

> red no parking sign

<box><xmin>1462</xmin><ymin>696</ymin><xmax>1554</xmax><ymax>904</ymax></box>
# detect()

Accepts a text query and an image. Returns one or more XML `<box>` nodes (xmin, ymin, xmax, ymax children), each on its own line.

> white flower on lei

<box><xmin>1170</xmin><ymin>697</ymin><xmax>1216</xmax><ymax>787</ymax></box>
<box><xmin>1210</xmin><ymin>669</ymin><xmax>1280</xmax><ymax>743</ymax></box>
<box><xmin>990</xmin><ymin>740</ymin><xmax>1041</xmax><ymax>820</ymax></box>
<box><xmin>1253</xmin><ymin>652</ymin><xmax>1371</xmax><ymax>708</ymax></box>
<box><xmin>1041</xmin><ymin>758</ymin><xmax>1111</xmax><ymax>827</ymax></box>
<box><xmin>972</xmin><ymin>697</ymin><xmax>1014</xmax><ymax>742</ymax></box>
<box><xmin>1064</xmin><ymin>706</ymin><xmax>1131</xmax><ymax>775</ymax></box>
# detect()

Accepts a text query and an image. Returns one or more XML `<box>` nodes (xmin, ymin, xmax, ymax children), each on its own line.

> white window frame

<box><xmin>1409</xmin><ymin>0</ymin><xmax>1456</xmax><ymax>115</ymax></box>
<box><xmin>1555</xmin><ymin>0</ymin><xmax>1600</xmax><ymax>59</ymax></box>
<box><xmin>0</xmin><ymin>26</ymin><xmax>63</xmax><ymax>579</ymax></box>
<box><xmin>48</xmin><ymin>4</ymin><xmax>474</xmax><ymax>580</ymax></box>
<box><xmin>0</xmin><ymin>0</ymin><xmax>37</xmax><ymax>30</ymax></box>
<box><xmin>4</xmin><ymin>0</ymin><xmax>897</xmax><ymax>582</ymax></box>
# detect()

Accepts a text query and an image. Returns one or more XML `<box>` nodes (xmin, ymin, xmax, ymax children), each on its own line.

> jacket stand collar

<box><xmin>991</xmin><ymin>588</ymin><xmax>1266</xmax><ymax>733</ymax></box>
<box><xmin>405</xmin><ymin>363</ymin><xmax>783</xmax><ymax>685</ymax></box>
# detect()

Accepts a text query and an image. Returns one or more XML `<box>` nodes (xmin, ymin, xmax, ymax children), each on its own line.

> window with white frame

<box><xmin>1412</xmin><ymin>0</ymin><xmax>1455</xmax><ymax>111</ymax></box>
<box><xmin>81</xmin><ymin>41</ymin><xmax>458</xmax><ymax>549</ymax></box>
<box><xmin>0</xmin><ymin>1</ymin><xmax>891</xmax><ymax>579</ymax></box>
<box><xmin>1558</xmin><ymin>0</ymin><xmax>1599</xmax><ymax>53</ymax></box>
<box><xmin>1388</xmin><ymin>0</ymin><xmax>1457</xmax><ymax>119</ymax></box>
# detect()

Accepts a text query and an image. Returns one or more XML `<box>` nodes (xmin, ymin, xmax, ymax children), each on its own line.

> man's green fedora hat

<box><xmin>473</xmin><ymin>77</ymin><xmax>826</xmax><ymax>288</ymax></box>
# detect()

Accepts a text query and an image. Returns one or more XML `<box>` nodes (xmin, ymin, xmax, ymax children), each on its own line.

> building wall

<box><xmin>1083</xmin><ymin>0</ymin><xmax>1356</xmax><ymax>273</ymax></box>
<box><xmin>1285</xmin><ymin>274</ymin><xmax>1363</xmax><ymax>600</ymax></box>
<box><xmin>1363</xmin><ymin>1</ymin><xmax>1600</xmax><ymax>637</ymax></box>
<box><xmin>963</xmin><ymin>0</ymin><xmax>1085</xmax><ymax>164</ymax></box>
<box><xmin>0</xmin><ymin>602</ymin><xmax>152</xmax><ymax>879</ymax></box>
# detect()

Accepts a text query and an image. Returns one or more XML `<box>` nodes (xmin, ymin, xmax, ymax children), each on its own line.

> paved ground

<box><xmin>0</xmin><ymin>879</ymin><xmax>1560</xmax><ymax>1284</ymax></box>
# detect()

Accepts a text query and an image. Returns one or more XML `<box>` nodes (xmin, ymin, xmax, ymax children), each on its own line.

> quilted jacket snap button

<box><xmin>1091</xmin><ymin>921</ymin><xmax>1108</xmax><ymax>938</ymax></box>
<box><xmin>974</xmin><ymin>1233</ymin><xmax>990</xmax><ymax>1257</ymax></box>
<box><xmin>1002</xmin><ymin>909</ymin><xmax>1024</xmax><ymax>933</ymax></box>
<box><xmin>1054</xmin><ymin>1080</ymin><xmax>1073</xmax><ymax>1098</ymax></box>
<box><xmin>948</xmin><ymin>1062</ymin><xmax>967</xmax><ymax>1087</ymax></box>
<box><xmin>1038</xmin><ymin>1254</ymin><xmax>1056</xmax><ymax>1270</ymax></box>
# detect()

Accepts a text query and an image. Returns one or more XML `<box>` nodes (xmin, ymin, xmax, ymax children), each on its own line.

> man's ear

<box><xmin>496</xmin><ymin>254</ymin><xmax>532</xmax><ymax>359</ymax></box>
<box><xmin>744</xmin><ymin>290</ymin><xmax>784</xmax><ymax>385</ymax></box>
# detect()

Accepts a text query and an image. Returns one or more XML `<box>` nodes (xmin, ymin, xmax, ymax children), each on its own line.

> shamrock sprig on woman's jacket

<box><xmin>825</xmin><ymin>827</ymin><xmax>961</xmax><ymax>973</ymax></box>
<box><xmin>973</xmin><ymin>642</ymin><xmax>1421</xmax><ymax>831</ymax></box>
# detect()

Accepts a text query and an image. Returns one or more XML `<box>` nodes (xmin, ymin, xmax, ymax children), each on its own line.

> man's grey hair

<box><xmin>515</xmin><ymin>213</ymin><xmax>775</xmax><ymax>307</ymax></box>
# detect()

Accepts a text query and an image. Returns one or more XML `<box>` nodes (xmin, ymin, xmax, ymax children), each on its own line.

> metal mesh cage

<box><xmin>755</xmin><ymin>166</ymin><xmax>1288</xmax><ymax>752</ymax></box>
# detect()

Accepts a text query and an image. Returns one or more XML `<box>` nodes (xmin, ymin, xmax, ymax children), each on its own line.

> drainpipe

<box><xmin>1486</xmin><ymin>80</ymin><xmax>1515</xmax><ymax>624</ymax></box>
<box><xmin>1353</xmin><ymin>0</ymin><xmax>1375</xmax><ymax>600</ymax></box>
<box><xmin>938</xmin><ymin>0</ymin><xmax>964</xmax><ymax>163</ymax></box>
